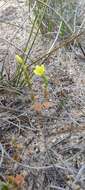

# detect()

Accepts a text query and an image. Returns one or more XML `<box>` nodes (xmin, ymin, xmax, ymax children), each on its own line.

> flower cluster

<box><xmin>16</xmin><ymin>54</ymin><xmax>48</xmax><ymax>100</ymax></box>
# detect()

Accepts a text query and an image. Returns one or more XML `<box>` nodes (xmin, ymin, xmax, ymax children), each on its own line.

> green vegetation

<box><xmin>28</xmin><ymin>0</ymin><xmax>77</xmax><ymax>36</ymax></box>
<box><xmin>0</xmin><ymin>1</ymin><xmax>85</xmax><ymax>189</ymax></box>
<box><xmin>0</xmin><ymin>0</ymin><xmax>84</xmax><ymax>101</ymax></box>
<box><xmin>0</xmin><ymin>181</ymin><xmax>9</xmax><ymax>190</ymax></box>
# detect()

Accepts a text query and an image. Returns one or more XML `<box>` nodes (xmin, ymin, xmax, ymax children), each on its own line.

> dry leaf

<box><xmin>33</xmin><ymin>102</ymin><xmax>42</xmax><ymax>112</ymax></box>
<box><xmin>33</xmin><ymin>101</ymin><xmax>54</xmax><ymax>112</ymax></box>
<box><xmin>14</xmin><ymin>143</ymin><xmax>23</xmax><ymax>149</ymax></box>
<box><xmin>14</xmin><ymin>175</ymin><xmax>24</xmax><ymax>186</ymax></box>
<box><xmin>42</xmin><ymin>101</ymin><xmax>54</xmax><ymax>109</ymax></box>
<box><xmin>8</xmin><ymin>175</ymin><xmax>24</xmax><ymax>186</ymax></box>
<box><xmin>13</xmin><ymin>154</ymin><xmax>21</xmax><ymax>162</ymax></box>
<box><xmin>44</xmin><ymin>89</ymin><xmax>49</xmax><ymax>99</ymax></box>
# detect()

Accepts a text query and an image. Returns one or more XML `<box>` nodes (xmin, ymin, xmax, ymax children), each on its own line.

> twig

<box><xmin>0</xmin><ymin>143</ymin><xmax>73</xmax><ymax>171</ymax></box>
<box><xmin>76</xmin><ymin>164</ymin><xmax>85</xmax><ymax>181</ymax></box>
<box><xmin>50</xmin><ymin>185</ymin><xmax>65</xmax><ymax>190</ymax></box>
<box><xmin>32</xmin><ymin>32</ymin><xmax>84</xmax><ymax>64</ymax></box>
<box><xmin>1</xmin><ymin>117</ymin><xmax>38</xmax><ymax>132</ymax></box>
<box><xmin>48</xmin><ymin>21</ymin><xmax>62</xmax><ymax>53</ymax></box>
<box><xmin>0</xmin><ymin>143</ymin><xmax>4</xmax><ymax>167</ymax></box>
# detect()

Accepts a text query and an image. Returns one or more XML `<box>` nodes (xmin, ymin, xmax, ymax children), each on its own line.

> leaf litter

<box><xmin>0</xmin><ymin>0</ymin><xmax>85</xmax><ymax>190</ymax></box>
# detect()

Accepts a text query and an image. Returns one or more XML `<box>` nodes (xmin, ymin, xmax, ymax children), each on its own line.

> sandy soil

<box><xmin>0</xmin><ymin>1</ymin><xmax>85</xmax><ymax>190</ymax></box>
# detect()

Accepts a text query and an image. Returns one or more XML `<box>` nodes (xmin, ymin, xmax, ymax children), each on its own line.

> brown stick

<box><xmin>32</xmin><ymin>32</ymin><xmax>84</xmax><ymax>64</ymax></box>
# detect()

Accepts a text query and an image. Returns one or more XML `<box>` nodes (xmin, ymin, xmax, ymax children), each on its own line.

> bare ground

<box><xmin>0</xmin><ymin>1</ymin><xmax>85</xmax><ymax>190</ymax></box>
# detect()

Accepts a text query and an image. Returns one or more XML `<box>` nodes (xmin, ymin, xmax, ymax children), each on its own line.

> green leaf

<box><xmin>48</xmin><ymin>21</ymin><xmax>52</xmax><ymax>32</ymax></box>
<box><xmin>42</xmin><ymin>75</ymin><xmax>48</xmax><ymax>88</ymax></box>
<box><xmin>60</xmin><ymin>21</ymin><xmax>66</xmax><ymax>37</ymax></box>
<box><xmin>23</xmin><ymin>47</ymin><xmax>29</xmax><ymax>52</ymax></box>
<box><xmin>0</xmin><ymin>181</ymin><xmax>9</xmax><ymax>190</ymax></box>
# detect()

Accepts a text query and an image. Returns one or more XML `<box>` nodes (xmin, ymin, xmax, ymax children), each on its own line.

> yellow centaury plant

<box><xmin>16</xmin><ymin>54</ymin><xmax>48</xmax><ymax>99</ymax></box>
<box><xmin>33</xmin><ymin>65</ymin><xmax>48</xmax><ymax>88</ymax></box>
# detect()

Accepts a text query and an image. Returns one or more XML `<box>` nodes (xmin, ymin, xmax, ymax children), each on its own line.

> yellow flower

<box><xmin>34</xmin><ymin>65</ymin><xmax>45</xmax><ymax>77</ymax></box>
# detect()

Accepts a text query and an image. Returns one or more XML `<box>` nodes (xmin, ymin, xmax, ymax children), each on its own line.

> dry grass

<box><xmin>0</xmin><ymin>0</ymin><xmax>85</xmax><ymax>190</ymax></box>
